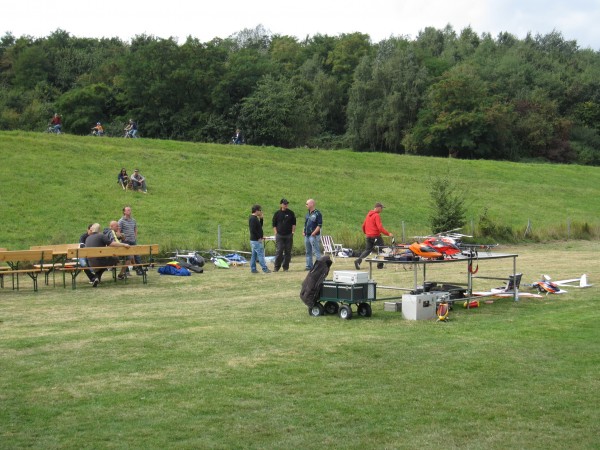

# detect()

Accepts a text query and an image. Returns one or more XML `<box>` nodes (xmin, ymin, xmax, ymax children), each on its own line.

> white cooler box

<box><xmin>402</xmin><ymin>293</ymin><xmax>437</xmax><ymax>320</ymax></box>
<box><xmin>333</xmin><ymin>271</ymin><xmax>369</xmax><ymax>284</ymax></box>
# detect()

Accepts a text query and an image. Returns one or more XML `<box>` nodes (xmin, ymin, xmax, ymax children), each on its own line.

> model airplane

<box><xmin>529</xmin><ymin>274</ymin><xmax>592</xmax><ymax>294</ymax></box>
<box><xmin>472</xmin><ymin>273</ymin><xmax>544</xmax><ymax>298</ymax></box>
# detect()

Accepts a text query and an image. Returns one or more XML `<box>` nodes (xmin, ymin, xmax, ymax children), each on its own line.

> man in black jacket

<box><xmin>272</xmin><ymin>198</ymin><xmax>296</xmax><ymax>272</ymax></box>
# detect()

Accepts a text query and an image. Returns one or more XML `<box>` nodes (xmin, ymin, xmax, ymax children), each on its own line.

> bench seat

<box><xmin>65</xmin><ymin>244</ymin><xmax>159</xmax><ymax>289</ymax></box>
<box><xmin>0</xmin><ymin>250</ymin><xmax>53</xmax><ymax>292</ymax></box>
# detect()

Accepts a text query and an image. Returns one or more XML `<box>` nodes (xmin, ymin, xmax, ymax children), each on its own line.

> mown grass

<box><xmin>0</xmin><ymin>131</ymin><xmax>599</xmax><ymax>254</ymax></box>
<box><xmin>1</xmin><ymin>242</ymin><xmax>599</xmax><ymax>448</ymax></box>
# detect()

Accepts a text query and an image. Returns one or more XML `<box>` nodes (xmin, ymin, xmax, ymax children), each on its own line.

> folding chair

<box><xmin>321</xmin><ymin>235</ymin><xmax>343</xmax><ymax>262</ymax></box>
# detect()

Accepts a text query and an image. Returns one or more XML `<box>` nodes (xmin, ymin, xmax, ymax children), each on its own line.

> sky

<box><xmin>3</xmin><ymin>0</ymin><xmax>600</xmax><ymax>50</ymax></box>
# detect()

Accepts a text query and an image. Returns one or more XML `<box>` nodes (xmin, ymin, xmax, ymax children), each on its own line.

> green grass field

<box><xmin>1</xmin><ymin>242</ymin><xmax>599</xmax><ymax>448</ymax></box>
<box><xmin>1</xmin><ymin>132</ymin><xmax>600</xmax><ymax>448</ymax></box>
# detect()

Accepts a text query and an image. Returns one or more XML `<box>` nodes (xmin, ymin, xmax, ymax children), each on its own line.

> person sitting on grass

<box><xmin>130</xmin><ymin>169</ymin><xmax>147</xmax><ymax>193</ymax></box>
<box><xmin>118</xmin><ymin>168</ymin><xmax>129</xmax><ymax>190</ymax></box>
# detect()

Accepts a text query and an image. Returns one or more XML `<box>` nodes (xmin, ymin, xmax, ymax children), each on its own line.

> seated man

<box><xmin>79</xmin><ymin>223</ymin><xmax>96</xmax><ymax>284</ymax></box>
<box><xmin>104</xmin><ymin>220</ymin><xmax>133</xmax><ymax>279</ymax></box>
<box><xmin>85</xmin><ymin>223</ymin><xmax>130</xmax><ymax>287</ymax></box>
<box><xmin>130</xmin><ymin>169</ymin><xmax>147</xmax><ymax>193</ymax></box>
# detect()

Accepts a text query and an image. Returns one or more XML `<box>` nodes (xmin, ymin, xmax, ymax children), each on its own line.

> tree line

<box><xmin>1</xmin><ymin>25</ymin><xmax>600</xmax><ymax>165</ymax></box>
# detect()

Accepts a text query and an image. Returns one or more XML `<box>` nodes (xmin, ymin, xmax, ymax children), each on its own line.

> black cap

<box><xmin>280</xmin><ymin>198</ymin><xmax>289</xmax><ymax>205</ymax></box>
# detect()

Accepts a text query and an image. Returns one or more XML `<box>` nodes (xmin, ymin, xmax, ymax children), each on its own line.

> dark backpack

<box><xmin>299</xmin><ymin>255</ymin><xmax>333</xmax><ymax>307</ymax></box>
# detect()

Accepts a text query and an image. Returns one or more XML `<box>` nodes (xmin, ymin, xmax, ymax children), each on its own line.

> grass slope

<box><xmin>0</xmin><ymin>131</ymin><xmax>599</xmax><ymax>252</ymax></box>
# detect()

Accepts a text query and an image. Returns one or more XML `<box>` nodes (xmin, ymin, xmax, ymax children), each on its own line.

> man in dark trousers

<box><xmin>355</xmin><ymin>202</ymin><xmax>393</xmax><ymax>270</ymax></box>
<box><xmin>85</xmin><ymin>223</ymin><xmax>131</xmax><ymax>286</ymax></box>
<box><xmin>272</xmin><ymin>198</ymin><xmax>296</xmax><ymax>272</ymax></box>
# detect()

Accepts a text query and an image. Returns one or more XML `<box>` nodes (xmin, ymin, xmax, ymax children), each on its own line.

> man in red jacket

<box><xmin>355</xmin><ymin>202</ymin><xmax>393</xmax><ymax>270</ymax></box>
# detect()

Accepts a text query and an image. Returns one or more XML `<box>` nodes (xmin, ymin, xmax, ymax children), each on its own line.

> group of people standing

<box><xmin>79</xmin><ymin>206</ymin><xmax>143</xmax><ymax>287</ymax></box>
<box><xmin>117</xmin><ymin>168</ymin><xmax>148</xmax><ymax>193</ymax></box>
<box><xmin>248</xmin><ymin>199</ymin><xmax>392</xmax><ymax>274</ymax></box>
<box><xmin>247</xmin><ymin>198</ymin><xmax>323</xmax><ymax>274</ymax></box>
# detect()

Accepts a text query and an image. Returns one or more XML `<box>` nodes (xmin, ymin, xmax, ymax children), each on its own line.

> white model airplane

<box><xmin>545</xmin><ymin>274</ymin><xmax>592</xmax><ymax>288</ymax></box>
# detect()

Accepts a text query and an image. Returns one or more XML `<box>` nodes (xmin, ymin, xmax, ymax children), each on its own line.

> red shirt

<box><xmin>362</xmin><ymin>210</ymin><xmax>390</xmax><ymax>237</ymax></box>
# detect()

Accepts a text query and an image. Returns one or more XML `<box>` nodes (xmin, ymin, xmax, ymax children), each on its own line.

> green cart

<box><xmin>308</xmin><ymin>280</ymin><xmax>377</xmax><ymax>320</ymax></box>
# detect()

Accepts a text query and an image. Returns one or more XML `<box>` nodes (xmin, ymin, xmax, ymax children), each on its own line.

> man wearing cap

<box><xmin>130</xmin><ymin>169</ymin><xmax>147</xmax><ymax>193</ymax></box>
<box><xmin>355</xmin><ymin>202</ymin><xmax>393</xmax><ymax>270</ymax></box>
<box><xmin>272</xmin><ymin>198</ymin><xmax>296</xmax><ymax>272</ymax></box>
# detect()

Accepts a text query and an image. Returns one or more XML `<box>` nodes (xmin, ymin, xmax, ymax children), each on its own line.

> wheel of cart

<box><xmin>338</xmin><ymin>304</ymin><xmax>352</xmax><ymax>320</ymax></box>
<box><xmin>337</xmin><ymin>301</ymin><xmax>372</xmax><ymax>320</ymax></box>
<box><xmin>308</xmin><ymin>302</ymin><xmax>325</xmax><ymax>317</ymax></box>
<box><xmin>357</xmin><ymin>302</ymin><xmax>372</xmax><ymax>317</ymax></box>
<box><xmin>324</xmin><ymin>301</ymin><xmax>339</xmax><ymax>315</ymax></box>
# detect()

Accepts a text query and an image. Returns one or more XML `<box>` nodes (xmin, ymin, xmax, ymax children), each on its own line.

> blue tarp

<box><xmin>225</xmin><ymin>253</ymin><xmax>247</xmax><ymax>263</ymax></box>
<box><xmin>158</xmin><ymin>265</ymin><xmax>191</xmax><ymax>276</ymax></box>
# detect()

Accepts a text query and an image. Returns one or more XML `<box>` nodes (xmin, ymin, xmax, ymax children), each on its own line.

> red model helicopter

<box><xmin>416</xmin><ymin>229</ymin><xmax>498</xmax><ymax>259</ymax></box>
<box><xmin>380</xmin><ymin>238</ymin><xmax>442</xmax><ymax>261</ymax></box>
<box><xmin>412</xmin><ymin>229</ymin><xmax>467</xmax><ymax>259</ymax></box>
<box><xmin>407</xmin><ymin>242</ymin><xmax>444</xmax><ymax>260</ymax></box>
<box><xmin>422</xmin><ymin>236</ymin><xmax>461</xmax><ymax>257</ymax></box>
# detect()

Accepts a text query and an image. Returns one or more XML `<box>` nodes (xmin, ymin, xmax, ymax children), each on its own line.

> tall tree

<box><xmin>239</xmin><ymin>74</ymin><xmax>320</xmax><ymax>147</ymax></box>
<box><xmin>347</xmin><ymin>38</ymin><xmax>429</xmax><ymax>152</ymax></box>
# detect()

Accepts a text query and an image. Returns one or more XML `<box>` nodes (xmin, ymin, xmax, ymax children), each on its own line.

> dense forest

<box><xmin>1</xmin><ymin>25</ymin><xmax>600</xmax><ymax>165</ymax></box>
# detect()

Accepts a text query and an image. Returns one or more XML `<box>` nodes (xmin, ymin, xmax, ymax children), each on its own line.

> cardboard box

<box><xmin>401</xmin><ymin>293</ymin><xmax>437</xmax><ymax>320</ymax></box>
<box><xmin>384</xmin><ymin>302</ymin><xmax>402</xmax><ymax>312</ymax></box>
<box><xmin>332</xmin><ymin>271</ymin><xmax>369</xmax><ymax>284</ymax></box>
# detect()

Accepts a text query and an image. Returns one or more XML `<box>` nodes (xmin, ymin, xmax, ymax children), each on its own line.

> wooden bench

<box><xmin>65</xmin><ymin>244</ymin><xmax>159</xmax><ymax>289</ymax></box>
<box><xmin>30</xmin><ymin>244</ymin><xmax>81</xmax><ymax>287</ymax></box>
<box><xmin>0</xmin><ymin>250</ymin><xmax>53</xmax><ymax>292</ymax></box>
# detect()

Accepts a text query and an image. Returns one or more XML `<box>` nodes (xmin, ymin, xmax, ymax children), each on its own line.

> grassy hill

<box><xmin>1</xmin><ymin>131</ymin><xmax>599</xmax><ymax>252</ymax></box>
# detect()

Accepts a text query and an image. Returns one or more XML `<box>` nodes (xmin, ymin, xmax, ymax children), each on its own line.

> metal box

<box><xmin>402</xmin><ymin>293</ymin><xmax>437</xmax><ymax>320</ymax></box>
<box><xmin>384</xmin><ymin>302</ymin><xmax>402</xmax><ymax>312</ymax></box>
<box><xmin>320</xmin><ymin>281</ymin><xmax>376</xmax><ymax>302</ymax></box>
<box><xmin>332</xmin><ymin>271</ymin><xmax>369</xmax><ymax>284</ymax></box>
